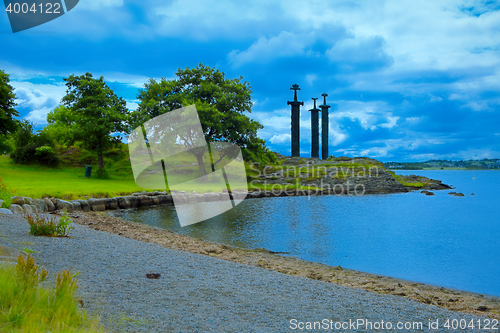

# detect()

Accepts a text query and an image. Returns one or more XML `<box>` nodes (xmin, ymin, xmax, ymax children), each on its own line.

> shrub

<box><xmin>26</xmin><ymin>210</ymin><xmax>74</xmax><ymax>237</ymax></box>
<box><xmin>10</xmin><ymin>120</ymin><xmax>59</xmax><ymax>166</ymax></box>
<box><xmin>94</xmin><ymin>167</ymin><xmax>110</xmax><ymax>179</ymax></box>
<box><xmin>0</xmin><ymin>254</ymin><xmax>103</xmax><ymax>332</ymax></box>
<box><xmin>0</xmin><ymin>177</ymin><xmax>13</xmax><ymax>208</ymax></box>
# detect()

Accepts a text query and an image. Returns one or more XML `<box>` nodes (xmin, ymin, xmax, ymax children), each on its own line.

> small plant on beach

<box><xmin>0</xmin><ymin>254</ymin><xmax>103</xmax><ymax>332</ymax></box>
<box><xmin>26</xmin><ymin>210</ymin><xmax>74</xmax><ymax>237</ymax></box>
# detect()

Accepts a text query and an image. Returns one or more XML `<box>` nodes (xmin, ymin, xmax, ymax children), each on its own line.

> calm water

<box><xmin>111</xmin><ymin>170</ymin><xmax>500</xmax><ymax>297</ymax></box>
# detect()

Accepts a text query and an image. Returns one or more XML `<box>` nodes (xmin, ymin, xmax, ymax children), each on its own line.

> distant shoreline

<box><xmin>395</xmin><ymin>168</ymin><xmax>500</xmax><ymax>171</ymax></box>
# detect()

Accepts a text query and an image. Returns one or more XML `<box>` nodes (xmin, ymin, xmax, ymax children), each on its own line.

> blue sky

<box><xmin>2</xmin><ymin>0</ymin><xmax>500</xmax><ymax>161</ymax></box>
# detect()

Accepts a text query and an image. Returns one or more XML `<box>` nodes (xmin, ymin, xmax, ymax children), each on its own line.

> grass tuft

<box><xmin>0</xmin><ymin>254</ymin><xmax>104</xmax><ymax>332</ymax></box>
<box><xmin>26</xmin><ymin>210</ymin><xmax>74</xmax><ymax>237</ymax></box>
<box><xmin>0</xmin><ymin>177</ymin><xmax>14</xmax><ymax>208</ymax></box>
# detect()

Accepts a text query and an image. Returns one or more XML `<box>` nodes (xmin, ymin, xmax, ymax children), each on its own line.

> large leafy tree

<box><xmin>0</xmin><ymin>70</ymin><xmax>19</xmax><ymax>135</ymax></box>
<box><xmin>44</xmin><ymin>105</ymin><xmax>77</xmax><ymax>147</ymax></box>
<box><xmin>61</xmin><ymin>73</ymin><xmax>128</xmax><ymax>177</ymax></box>
<box><xmin>128</xmin><ymin>63</ymin><xmax>274</xmax><ymax>175</ymax></box>
<box><xmin>0</xmin><ymin>70</ymin><xmax>19</xmax><ymax>154</ymax></box>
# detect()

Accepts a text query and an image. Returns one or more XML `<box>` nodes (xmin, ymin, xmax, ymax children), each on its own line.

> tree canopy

<box><xmin>60</xmin><ymin>72</ymin><xmax>128</xmax><ymax>177</ymax></box>
<box><xmin>0</xmin><ymin>69</ymin><xmax>19</xmax><ymax>136</ymax></box>
<box><xmin>128</xmin><ymin>63</ymin><xmax>275</xmax><ymax>168</ymax></box>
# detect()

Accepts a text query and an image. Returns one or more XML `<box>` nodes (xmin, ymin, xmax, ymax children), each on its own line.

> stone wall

<box><xmin>4</xmin><ymin>188</ymin><xmax>346</xmax><ymax>215</ymax></box>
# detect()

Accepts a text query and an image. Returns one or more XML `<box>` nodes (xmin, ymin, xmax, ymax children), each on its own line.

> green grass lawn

<box><xmin>0</xmin><ymin>155</ymin><xmax>155</xmax><ymax>199</ymax></box>
<box><xmin>0</xmin><ymin>155</ymin><xmax>247</xmax><ymax>200</ymax></box>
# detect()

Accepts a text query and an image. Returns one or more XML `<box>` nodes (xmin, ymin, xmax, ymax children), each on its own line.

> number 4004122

<box><xmin>5</xmin><ymin>2</ymin><xmax>62</xmax><ymax>14</ymax></box>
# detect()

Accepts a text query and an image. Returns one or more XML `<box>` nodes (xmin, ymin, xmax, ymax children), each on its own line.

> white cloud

<box><xmin>269</xmin><ymin>134</ymin><xmax>291</xmax><ymax>144</ymax></box>
<box><xmin>228</xmin><ymin>31</ymin><xmax>311</xmax><ymax>67</ymax></box>
<box><xmin>104</xmin><ymin>72</ymin><xmax>162</xmax><ymax>88</ymax></box>
<box><xmin>449</xmin><ymin>93</ymin><xmax>469</xmax><ymax>100</ymax></box>
<box><xmin>305</xmin><ymin>74</ymin><xmax>317</xmax><ymax>86</ymax></box>
<box><xmin>406</xmin><ymin>117</ymin><xmax>421</xmax><ymax>123</ymax></box>
<box><xmin>379</xmin><ymin>116</ymin><xmax>399</xmax><ymax>129</ymax></box>
<box><xmin>126</xmin><ymin>100</ymin><xmax>140</xmax><ymax>111</ymax></box>
<box><xmin>430</xmin><ymin>95</ymin><xmax>443</xmax><ymax>102</ymax></box>
<box><xmin>466</xmin><ymin>101</ymin><xmax>491</xmax><ymax>111</ymax></box>
<box><xmin>10</xmin><ymin>81</ymin><xmax>66</xmax><ymax>113</ymax></box>
<box><xmin>326</xmin><ymin>35</ymin><xmax>392</xmax><ymax>67</ymax></box>
<box><xmin>330</xmin><ymin>125</ymin><xmax>348</xmax><ymax>146</ymax></box>
<box><xmin>26</xmin><ymin>107</ymin><xmax>52</xmax><ymax>125</ymax></box>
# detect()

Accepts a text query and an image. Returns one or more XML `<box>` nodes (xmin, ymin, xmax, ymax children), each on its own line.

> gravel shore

<box><xmin>0</xmin><ymin>213</ymin><xmax>496</xmax><ymax>332</ymax></box>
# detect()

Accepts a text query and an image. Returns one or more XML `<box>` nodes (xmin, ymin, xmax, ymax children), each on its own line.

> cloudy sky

<box><xmin>2</xmin><ymin>0</ymin><xmax>500</xmax><ymax>161</ymax></box>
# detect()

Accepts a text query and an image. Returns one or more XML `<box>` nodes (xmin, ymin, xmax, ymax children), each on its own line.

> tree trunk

<box><xmin>97</xmin><ymin>140</ymin><xmax>104</xmax><ymax>170</ymax></box>
<box><xmin>195</xmin><ymin>153</ymin><xmax>207</xmax><ymax>177</ymax></box>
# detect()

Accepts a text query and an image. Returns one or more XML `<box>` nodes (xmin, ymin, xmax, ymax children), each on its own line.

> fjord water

<box><xmin>113</xmin><ymin>170</ymin><xmax>500</xmax><ymax>297</ymax></box>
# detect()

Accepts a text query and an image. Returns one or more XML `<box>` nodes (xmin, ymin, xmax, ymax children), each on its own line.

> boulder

<box><xmin>11</xmin><ymin>196</ymin><xmax>25</xmax><ymax>206</ymax></box>
<box><xmin>24</xmin><ymin>197</ymin><xmax>33</xmax><ymax>205</ymax></box>
<box><xmin>425</xmin><ymin>191</ymin><xmax>435</xmax><ymax>196</ymax></box>
<box><xmin>448</xmin><ymin>192</ymin><xmax>457</xmax><ymax>195</ymax></box>
<box><xmin>138</xmin><ymin>195</ymin><xmax>152</xmax><ymax>206</ymax></box>
<box><xmin>73</xmin><ymin>200</ymin><xmax>90</xmax><ymax>212</ymax></box>
<box><xmin>184</xmin><ymin>193</ymin><xmax>197</xmax><ymax>204</ymax></box>
<box><xmin>9</xmin><ymin>204</ymin><xmax>23</xmax><ymax>214</ymax></box>
<box><xmin>203</xmin><ymin>193</ymin><xmax>218</xmax><ymax>202</ymax></box>
<box><xmin>124</xmin><ymin>196</ymin><xmax>139</xmax><ymax>208</ymax></box>
<box><xmin>22</xmin><ymin>204</ymin><xmax>34</xmax><ymax>214</ymax></box>
<box><xmin>152</xmin><ymin>196</ymin><xmax>160</xmax><ymax>205</ymax></box>
<box><xmin>0</xmin><ymin>208</ymin><xmax>13</xmax><ymax>215</ymax></box>
<box><xmin>172</xmin><ymin>193</ymin><xmax>187</xmax><ymax>204</ymax></box>
<box><xmin>70</xmin><ymin>201</ymin><xmax>82</xmax><ymax>211</ymax></box>
<box><xmin>157</xmin><ymin>195</ymin><xmax>173</xmax><ymax>205</ymax></box>
<box><xmin>194</xmin><ymin>193</ymin><xmax>204</xmax><ymax>203</ymax></box>
<box><xmin>454</xmin><ymin>192</ymin><xmax>465</xmax><ymax>197</ymax></box>
<box><xmin>117</xmin><ymin>197</ymin><xmax>131</xmax><ymax>209</ymax></box>
<box><xmin>32</xmin><ymin>199</ymin><xmax>48</xmax><ymax>213</ymax></box>
<box><xmin>247</xmin><ymin>191</ymin><xmax>260</xmax><ymax>199</ymax></box>
<box><xmin>103</xmin><ymin>198</ymin><xmax>118</xmax><ymax>210</ymax></box>
<box><xmin>87</xmin><ymin>198</ymin><xmax>106</xmax><ymax>211</ymax></box>
<box><xmin>53</xmin><ymin>199</ymin><xmax>74</xmax><ymax>212</ymax></box>
<box><xmin>43</xmin><ymin>198</ymin><xmax>55</xmax><ymax>212</ymax></box>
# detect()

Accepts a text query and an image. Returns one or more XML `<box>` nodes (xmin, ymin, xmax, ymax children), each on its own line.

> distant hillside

<box><xmin>384</xmin><ymin>158</ymin><xmax>500</xmax><ymax>170</ymax></box>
